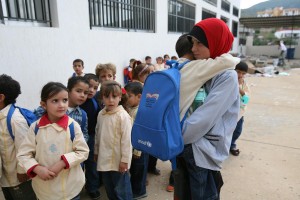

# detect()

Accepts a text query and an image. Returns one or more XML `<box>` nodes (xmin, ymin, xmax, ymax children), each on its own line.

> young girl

<box><xmin>94</xmin><ymin>80</ymin><xmax>132</xmax><ymax>200</ymax></box>
<box><xmin>17</xmin><ymin>82</ymin><xmax>89</xmax><ymax>200</ymax></box>
<box><xmin>132</xmin><ymin>60</ymin><xmax>154</xmax><ymax>84</ymax></box>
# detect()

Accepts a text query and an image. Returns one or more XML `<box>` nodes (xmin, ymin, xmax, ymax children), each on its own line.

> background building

<box><xmin>1</xmin><ymin>0</ymin><xmax>240</xmax><ymax>108</ymax></box>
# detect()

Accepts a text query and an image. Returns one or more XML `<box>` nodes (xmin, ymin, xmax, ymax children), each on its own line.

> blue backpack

<box><xmin>131</xmin><ymin>60</ymin><xmax>190</xmax><ymax>161</ymax></box>
<box><xmin>7</xmin><ymin>104</ymin><xmax>37</xmax><ymax>140</ymax></box>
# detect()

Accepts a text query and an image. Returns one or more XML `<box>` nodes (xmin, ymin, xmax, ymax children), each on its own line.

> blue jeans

<box><xmin>176</xmin><ymin>145</ymin><xmax>219</xmax><ymax>200</ymax></box>
<box><xmin>85</xmin><ymin>134</ymin><xmax>102</xmax><ymax>193</ymax></box>
<box><xmin>130</xmin><ymin>152</ymin><xmax>149</xmax><ymax>196</ymax></box>
<box><xmin>102</xmin><ymin>171</ymin><xmax>132</xmax><ymax>200</ymax></box>
<box><xmin>230</xmin><ymin>117</ymin><xmax>244</xmax><ymax>150</ymax></box>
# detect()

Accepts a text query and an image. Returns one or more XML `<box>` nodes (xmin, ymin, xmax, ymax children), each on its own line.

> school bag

<box><xmin>7</xmin><ymin>104</ymin><xmax>37</xmax><ymax>141</ymax></box>
<box><xmin>34</xmin><ymin>121</ymin><xmax>75</xmax><ymax>141</ymax></box>
<box><xmin>131</xmin><ymin>60</ymin><xmax>190</xmax><ymax>161</ymax></box>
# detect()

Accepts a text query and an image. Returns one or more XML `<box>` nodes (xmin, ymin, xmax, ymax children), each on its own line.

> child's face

<box><xmin>41</xmin><ymin>90</ymin><xmax>68</xmax><ymax>122</ymax></box>
<box><xmin>236</xmin><ymin>70</ymin><xmax>247</xmax><ymax>83</ymax></box>
<box><xmin>156</xmin><ymin>58</ymin><xmax>163</xmax><ymax>64</ymax></box>
<box><xmin>87</xmin><ymin>79</ymin><xmax>99</xmax><ymax>99</ymax></box>
<box><xmin>73</xmin><ymin>62</ymin><xmax>84</xmax><ymax>76</ymax></box>
<box><xmin>127</xmin><ymin>91</ymin><xmax>140</xmax><ymax>107</ymax></box>
<box><xmin>68</xmin><ymin>82</ymin><xmax>89</xmax><ymax>107</ymax></box>
<box><xmin>99</xmin><ymin>70</ymin><xmax>115</xmax><ymax>83</ymax></box>
<box><xmin>103</xmin><ymin>92</ymin><xmax>121</xmax><ymax>112</ymax></box>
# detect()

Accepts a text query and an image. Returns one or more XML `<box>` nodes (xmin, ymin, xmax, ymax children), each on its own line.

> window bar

<box><xmin>41</xmin><ymin>0</ymin><xmax>47</xmax><ymax>21</ymax></box>
<box><xmin>15</xmin><ymin>0</ymin><xmax>20</xmax><ymax>18</ymax></box>
<box><xmin>101</xmin><ymin>0</ymin><xmax>104</xmax><ymax>26</ymax></box>
<box><xmin>93</xmin><ymin>0</ymin><xmax>96</xmax><ymax>26</ymax></box>
<box><xmin>47</xmin><ymin>0</ymin><xmax>51</xmax><ymax>26</ymax></box>
<box><xmin>97</xmin><ymin>0</ymin><xmax>101</xmax><ymax>26</ymax></box>
<box><xmin>120</xmin><ymin>0</ymin><xmax>123</xmax><ymax>28</ymax></box>
<box><xmin>0</xmin><ymin>0</ymin><xmax>4</xmax><ymax>23</ymax></box>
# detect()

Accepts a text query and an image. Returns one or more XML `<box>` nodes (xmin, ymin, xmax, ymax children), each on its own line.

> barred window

<box><xmin>203</xmin><ymin>0</ymin><xmax>217</xmax><ymax>7</ymax></box>
<box><xmin>221</xmin><ymin>0</ymin><xmax>230</xmax><ymax>13</ymax></box>
<box><xmin>202</xmin><ymin>8</ymin><xmax>216</xmax><ymax>20</ymax></box>
<box><xmin>0</xmin><ymin>0</ymin><xmax>51</xmax><ymax>26</ymax></box>
<box><xmin>233</xmin><ymin>6</ymin><xmax>239</xmax><ymax>17</ymax></box>
<box><xmin>89</xmin><ymin>0</ymin><xmax>155</xmax><ymax>32</ymax></box>
<box><xmin>168</xmin><ymin>0</ymin><xmax>195</xmax><ymax>33</ymax></box>
<box><xmin>232</xmin><ymin>20</ymin><xmax>238</xmax><ymax>37</ymax></box>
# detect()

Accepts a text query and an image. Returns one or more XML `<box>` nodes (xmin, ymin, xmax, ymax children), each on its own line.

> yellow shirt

<box><xmin>17</xmin><ymin>117</ymin><xmax>89</xmax><ymax>200</ymax></box>
<box><xmin>95</xmin><ymin>105</ymin><xmax>132</xmax><ymax>171</ymax></box>
<box><xmin>0</xmin><ymin>104</ymin><xmax>28</xmax><ymax>187</ymax></box>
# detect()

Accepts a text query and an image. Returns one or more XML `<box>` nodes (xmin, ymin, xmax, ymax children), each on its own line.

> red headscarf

<box><xmin>193</xmin><ymin>18</ymin><xmax>234</xmax><ymax>59</ymax></box>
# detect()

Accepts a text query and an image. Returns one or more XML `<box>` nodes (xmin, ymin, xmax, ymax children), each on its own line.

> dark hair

<box><xmin>84</xmin><ymin>73</ymin><xmax>99</xmax><ymax>83</ymax></box>
<box><xmin>73</xmin><ymin>59</ymin><xmax>84</xmax><ymax>66</ymax></box>
<box><xmin>145</xmin><ymin>56</ymin><xmax>151</xmax><ymax>60</ymax></box>
<box><xmin>124</xmin><ymin>82</ymin><xmax>143</xmax><ymax>95</ymax></box>
<box><xmin>163</xmin><ymin>54</ymin><xmax>170</xmax><ymax>59</ymax></box>
<box><xmin>176</xmin><ymin>34</ymin><xmax>193</xmax><ymax>58</ymax></box>
<box><xmin>67</xmin><ymin>76</ymin><xmax>89</xmax><ymax>91</ymax></box>
<box><xmin>41</xmin><ymin>82</ymin><xmax>68</xmax><ymax>102</ymax></box>
<box><xmin>132</xmin><ymin>61</ymin><xmax>150</xmax><ymax>81</ymax></box>
<box><xmin>235</xmin><ymin>61</ymin><xmax>248</xmax><ymax>73</ymax></box>
<box><xmin>0</xmin><ymin>74</ymin><xmax>21</xmax><ymax>105</ymax></box>
<box><xmin>100</xmin><ymin>80</ymin><xmax>128</xmax><ymax>108</ymax></box>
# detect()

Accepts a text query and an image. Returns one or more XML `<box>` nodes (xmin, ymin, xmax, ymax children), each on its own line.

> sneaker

<box><xmin>230</xmin><ymin>148</ymin><xmax>240</xmax><ymax>156</ymax></box>
<box><xmin>166</xmin><ymin>184</ymin><xmax>174</xmax><ymax>192</ymax></box>
<box><xmin>133</xmin><ymin>193</ymin><xmax>148</xmax><ymax>200</ymax></box>
<box><xmin>88</xmin><ymin>190</ymin><xmax>101</xmax><ymax>200</ymax></box>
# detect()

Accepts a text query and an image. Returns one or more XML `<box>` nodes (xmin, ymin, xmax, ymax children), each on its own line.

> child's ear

<box><xmin>40</xmin><ymin>101</ymin><xmax>46</xmax><ymax>110</ymax></box>
<box><xmin>0</xmin><ymin>94</ymin><xmax>5</xmax><ymax>103</ymax></box>
<box><xmin>137</xmin><ymin>94</ymin><xmax>142</xmax><ymax>100</ymax></box>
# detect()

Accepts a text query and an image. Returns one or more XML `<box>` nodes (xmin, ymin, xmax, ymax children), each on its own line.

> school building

<box><xmin>0</xmin><ymin>0</ymin><xmax>240</xmax><ymax>109</ymax></box>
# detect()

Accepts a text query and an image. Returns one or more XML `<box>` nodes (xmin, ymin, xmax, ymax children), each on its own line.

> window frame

<box><xmin>168</xmin><ymin>0</ymin><xmax>196</xmax><ymax>33</ymax></box>
<box><xmin>89</xmin><ymin>0</ymin><xmax>156</xmax><ymax>32</ymax></box>
<box><xmin>221</xmin><ymin>0</ymin><xmax>230</xmax><ymax>13</ymax></box>
<box><xmin>203</xmin><ymin>0</ymin><xmax>217</xmax><ymax>7</ymax></box>
<box><xmin>232</xmin><ymin>20</ymin><xmax>238</xmax><ymax>37</ymax></box>
<box><xmin>232</xmin><ymin>6</ymin><xmax>239</xmax><ymax>17</ymax></box>
<box><xmin>0</xmin><ymin>0</ymin><xmax>52</xmax><ymax>26</ymax></box>
<box><xmin>202</xmin><ymin>8</ymin><xmax>216</xmax><ymax>20</ymax></box>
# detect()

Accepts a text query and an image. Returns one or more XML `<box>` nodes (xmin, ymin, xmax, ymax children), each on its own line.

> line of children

<box><xmin>17</xmin><ymin>82</ymin><xmax>89</xmax><ymax>200</ymax></box>
<box><xmin>94</xmin><ymin>80</ymin><xmax>133</xmax><ymax>200</ymax></box>
<box><xmin>0</xmin><ymin>74</ymin><xmax>36</xmax><ymax>200</ymax></box>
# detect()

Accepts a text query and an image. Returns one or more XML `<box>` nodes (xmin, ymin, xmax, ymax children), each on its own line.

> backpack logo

<box><xmin>138</xmin><ymin>139</ymin><xmax>152</xmax><ymax>148</ymax></box>
<box><xmin>146</xmin><ymin>93</ymin><xmax>159</xmax><ymax>108</ymax></box>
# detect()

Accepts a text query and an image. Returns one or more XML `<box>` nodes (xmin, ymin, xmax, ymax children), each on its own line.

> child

<box><xmin>230</xmin><ymin>61</ymin><xmax>250</xmax><ymax>156</ymax></box>
<box><xmin>154</xmin><ymin>56</ymin><xmax>165</xmax><ymax>71</ymax></box>
<box><xmin>95</xmin><ymin>63</ymin><xmax>116</xmax><ymax>83</ymax></box>
<box><xmin>125</xmin><ymin>82</ymin><xmax>149</xmax><ymax>200</ymax></box>
<box><xmin>124</xmin><ymin>58</ymin><xmax>136</xmax><ymax>85</ymax></box>
<box><xmin>80</xmin><ymin>73</ymin><xmax>102</xmax><ymax>199</ymax></box>
<box><xmin>94</xmin><ymin>80</ymin><xmax>132</xmax><ymax>200</ymax></box>
<box><xmin>145</xmin><ymin>56</ymin><xmax>152</xmax><ymax>65</ymax></box>
<box><xmin>132</xmin><ymin>60</ymin><xmax>154</xmax><ymax>84</ymax></box>
<box><xmin>17</xmin><ymin>82</ymin><xmax>89</xmax><ymax>200</ymax></box>
<box><xmin>34</xmin><ymin>76</ymin><xmax>89</xmax><ymax>142</ymax></box>
<box><xmin>0</xmin><ymin>74</ymin><xmax>36</xmax><ymax>200</ymax></box>
<box><xmin>72</xmin><ymin>59</ymin><xmax>85</xmax><ymax>77</ymax></box>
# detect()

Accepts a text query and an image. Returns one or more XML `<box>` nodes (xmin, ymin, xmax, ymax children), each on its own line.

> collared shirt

<box><xmin>0</xmin><ymin>104</ymin><xmax>28</xmax><ymax>187</ymax></box>
<box><xmin>34</xmin><ymin>106</ymin><xmax>89</xmax><ymax>142</ymax></box>
<box><xmin>17</xmin><ymin>116</ymin><xmax>89</xmax><ymax>200</ymax></box>
<box><xmin>95</xmin><ymin>105</ymin><xmax>132</xmax><ymax>172</ymax></box>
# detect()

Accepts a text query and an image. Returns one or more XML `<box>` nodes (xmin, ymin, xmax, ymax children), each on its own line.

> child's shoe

<box><xmin>133</xmin><ymin>192</ymin><xmax>148</xmax><ymax>200</ymax></box>
<box><xmin>166</xmin><ymin>184</ymin><xmax>174</xmax><ymax>192</ymax></box>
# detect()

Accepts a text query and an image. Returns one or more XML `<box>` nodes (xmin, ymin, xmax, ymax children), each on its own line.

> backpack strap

<box><xmin>166</xmin><ymin>59</ymin><xmax>190</xmax><ymax>70</ymax></box>
<box><xmin>34</xmin><ymin>122</ymin><xmax>75</xmax><ymax>142</ymax></box>
<box><xmin>79</xmin><ymin>108</ymin><xmax>87</xmax><ymax>133</ymax></box>
<box><xmin>91</xmin><ymin>97</ymin><xmax>99</xmax><ymax>111</ymax></box>
<box><xmin>7</xmin><ymin>104</ymin><xmax>16</xmax><ymax>140</ymax></box>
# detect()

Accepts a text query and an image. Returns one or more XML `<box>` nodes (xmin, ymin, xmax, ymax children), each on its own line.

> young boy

<box><xmin>124</xmin><ymin>58</ymin><xmax>136</xmax><ymax>85</ymax></box>
<box><xmin>72</xmin><ymin>58</ymin><xmax>85</xmax><ymax>77</ymax></box>
<box><xmin>0</xmin><ymin>74</ymin><xmax>36</xmax><ymax>200</ymax></box>
<box><xmin>80</xmin><ymin>73</ymin><xmax>102</xmax><ymax>199</ymax></box>
<box><xmin>125</xmin><ymin>82</ymin><xmax>148</xmax><ymax>200</ymax></box>
<box><xmin>230</xmin><ymin>61</ymin><xmax>250</xmax><ymax>156</ymax></box>
<box><xmin>95</xmin><ymin>63</ymin><xmax>116</xmax><ymax>83</ymax></box>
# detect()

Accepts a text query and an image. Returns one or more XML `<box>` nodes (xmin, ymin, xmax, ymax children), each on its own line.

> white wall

<box><xmin>0</xmin><ymin>0</ymin><xmax>240</xmax><ymax>109</ymax></box>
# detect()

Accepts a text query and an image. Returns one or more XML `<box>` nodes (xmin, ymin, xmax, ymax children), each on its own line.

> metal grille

<box><xmin>0</xmin><ymin>0</ymin><xmax>51</xmax><ymax>26</ymax></box>
<box><xmin>89</xmin><ymin>0</ymin><xmax>155</xmax><ymax>32</ymax></box>
<box><xmin>168</xmin><ymin>0</ymin><xmax>195</xmax><ymax>33</ymax></box>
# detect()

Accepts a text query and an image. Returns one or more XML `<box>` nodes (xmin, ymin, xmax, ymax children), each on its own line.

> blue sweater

<box><xmin>182</xmin><ymin>70</ymin><xmax>240</xmax><ymax>170</ymax></box>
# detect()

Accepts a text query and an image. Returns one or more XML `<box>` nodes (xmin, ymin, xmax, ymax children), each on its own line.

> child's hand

<box><xmin>17</xmin><ymin>173</ymin><xmax>29</xmax><ymax>182</ymax></box>
<box><xmin>119</xmin><ymin>162</ymin><xmax>128</xmax><ymax>173</ymax></box>
<box><xmin>94</xmin><ymin>154</ymin><xmax>98</xmax><ymax>162</ymax></box>
<box><xmin>48</xmin><ymin>160</ymin><xmax>66</xmax><ymax>175</ymax></box>
<box><xmin>33</xmin><ymin>165</ymin><xmax>56</xmax><ymax>181</ymax></box>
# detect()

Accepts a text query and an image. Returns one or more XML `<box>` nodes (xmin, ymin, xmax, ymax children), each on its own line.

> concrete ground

<box><xmin>1</xmin><ymin>67</ymin><xmax>299</xmax><ymax>200</ymax></box>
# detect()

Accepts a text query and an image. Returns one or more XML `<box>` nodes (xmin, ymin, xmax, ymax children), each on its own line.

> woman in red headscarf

<box><xmin>175</xmin><ymin>18</ymin><xmax>240</xmax><ymax>200</ymax></box>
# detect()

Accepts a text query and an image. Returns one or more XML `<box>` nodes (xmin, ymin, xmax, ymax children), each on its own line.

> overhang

<box><xmin>239</xmin><ymin>15</ymin><xmax>300</xmax><ymax>28</ymax></box>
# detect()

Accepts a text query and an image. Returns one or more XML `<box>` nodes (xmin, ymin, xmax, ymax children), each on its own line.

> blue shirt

<box><xmin>182</xmin><ymin>70</ymin><xmax>240</xmax><ymax>170</ymax></box>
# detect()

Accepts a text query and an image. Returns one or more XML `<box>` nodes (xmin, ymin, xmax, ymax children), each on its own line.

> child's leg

<box><xmin>230</xmin><ymin>117</ymin><xmax>244</xmax><ymax>150</ymax></box>
<box><xmin>2</xmin><ymin>180</ymin><xmax>36</xmax><ymax>200</ymax></box>
<box><xmin>85</xmin><ymin>135</ymin><xmax>101</xmax><ymax>194</ymax></box>
<box><xmin>130</xmin><ymin>152</ymin><xmax>149</xmax><ymax>196</ymax></box>
<box><xmin>102</xmin><ymin>172</ymin><xmax>118</xmax><ymax>200</ymax></box>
